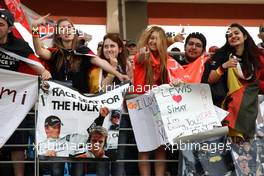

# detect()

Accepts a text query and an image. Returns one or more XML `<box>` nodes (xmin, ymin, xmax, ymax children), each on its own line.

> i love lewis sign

<box><xmin>127</xmin><ymin>83</ymin><xmax>224</xmax><ymax>152</ymax></box>
<box><xmin>153</xmin><ymin>83</ymin><xmax>222</xmax><ymax>144</ymax></box>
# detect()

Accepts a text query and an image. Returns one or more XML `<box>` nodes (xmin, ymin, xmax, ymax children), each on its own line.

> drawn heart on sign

<box><xmin>172</xmin><ymin>95</ymin><xmax>182</xmax><ymax>103</ymax></box>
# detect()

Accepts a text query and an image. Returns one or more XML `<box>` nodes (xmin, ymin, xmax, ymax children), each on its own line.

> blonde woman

<box><xmin>133</xmin><ymin>26</ymin><xmax>182</xmax><ymax>176</ymax></box>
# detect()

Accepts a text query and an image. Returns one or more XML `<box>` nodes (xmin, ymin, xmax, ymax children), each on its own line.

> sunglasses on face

<box><xmin>112</xmin><ymin>116</ymin><xmax>120</xmax><ymax>119</ymax></box>
<box><xmin>187</xmin><ymin>41</ymin><xmax>202</xmax><ymax>48</ymax></box>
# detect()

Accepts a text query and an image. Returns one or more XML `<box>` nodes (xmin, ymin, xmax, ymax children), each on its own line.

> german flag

<box><xmin>222</xmin><ymin>67</ymin><xmax>259</xmax><ymax>137</ymax></box>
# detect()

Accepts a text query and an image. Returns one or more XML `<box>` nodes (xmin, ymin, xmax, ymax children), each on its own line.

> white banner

<box><xmin>127</xmin><ymin>83</ymin><xmax>222</xmax><ymax>152</ymax></box>
<box><xmin>153</xmin><ymin>84</ymin><xmax>221</xmax><ymax>144</ymax></box>
<box><xmin>126</xmin><ymin>93</ymin><xmax>168</xmax><ymax>152</ymax></box>
<box><xmin>0</xmin><ymin>68</ymin><xmax>38</xmax><ymax>148</ymax></box>
<box><xmin>0</xmin><ymin>47</ymin><xmax>43</xmax><ymax>68</ymax></box>
<box><xmin>37</xmin><ymin>81</ymin><xmax>129</xmax><ymax>159</ymax></box>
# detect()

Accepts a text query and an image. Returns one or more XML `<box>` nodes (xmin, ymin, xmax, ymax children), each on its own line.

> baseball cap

<box><xmin>0</xmin><ymin>9</ymin><xmax>15</xmax><ymax>26</ymax></box>
<box><xmin>45</xmin><ymin>115</ymin><xmax>63</xmax><ymax>127</ymax></box>
<box><xmin>126</xmin><ymin>39</ymin><xmax>136</xmax><ymax>47</ymax></box>
<box><xmin>111</xmin><ymin>109</ymin><xmax>121</xmax><ymax>119</ymax></box>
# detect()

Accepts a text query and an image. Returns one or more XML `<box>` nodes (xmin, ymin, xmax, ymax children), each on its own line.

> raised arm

<box><xmin>167</xmin><ymin>28</ymin><xmax>185</xmax><ymax>47</ymax></box>
<box><xmin>87</xmin><ymin>107</ymin><xmax>109</xmax><ymax>133</ymax></box>
<box><xmin>90</xmin><ymin>55</ymin><xmax>129</xmax><ymax>82</ymax></box>
<box><xmin>208</xmin><ymin>57</ymin><xmax>239</xmax><ymax>84</ymax></box>
<box><xmin>31</xmin><ymin>14</ymin><xmax>52</xmax><ymax>60</ymax></box>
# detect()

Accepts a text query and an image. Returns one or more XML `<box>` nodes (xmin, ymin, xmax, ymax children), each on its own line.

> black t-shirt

<box><xmin>109</xmin><ymin>124</ymin><xmax>119</xmax><ymax>130</ymax></box>
<box><xmin>211</xmin><ymin>52</ymin><xmax>229</xmax><ymax>71</ymax></box>
<box><xmin>0</xmin><ymin>34</ymin><xmax>34</xmax><ymax>71</ymax></box>
<box><xmin>210</xmin><ymin>51</ymin><xmax>229</xmax><ymax>105</ymax></box>
<box><xmin>49</xmin><ymin>46</ymin><xmax>93</xmax><ymax>93</ymax></box>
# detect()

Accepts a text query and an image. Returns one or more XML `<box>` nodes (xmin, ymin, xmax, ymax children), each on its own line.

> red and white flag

<box><xmin>2</xmin><ymin>0</ymin><xmax>45</xmax><ymax>74</ymax></box>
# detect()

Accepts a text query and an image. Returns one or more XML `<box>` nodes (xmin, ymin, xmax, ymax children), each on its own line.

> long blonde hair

<box><xmin>137</xmin><ymin>26</ymin><xmax>168</xmax><ymax>86</ymax></box>
<box><xmin>52</xmin><ymin>18</ymin><xmax>81</xmax><ymax>73</ymax></box>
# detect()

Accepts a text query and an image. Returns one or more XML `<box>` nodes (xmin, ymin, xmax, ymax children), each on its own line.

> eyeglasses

<box><xmin>187</xmin><ymin>41</ymin><xmax>202</xmax><ymax>48</ymax></box>
<box><xmin>260</xmin><ymin>28</ymin><xmax>264</xmax><ymax>33</ymax></box>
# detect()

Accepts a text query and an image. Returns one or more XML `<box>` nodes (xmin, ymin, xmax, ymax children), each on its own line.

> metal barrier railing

<box><xmin>0</xmin><ymin>109</ymin><xmax>179</xmax><ymax>176</ymax></box>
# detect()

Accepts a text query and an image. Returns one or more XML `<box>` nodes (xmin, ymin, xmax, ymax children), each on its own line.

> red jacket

<box><xmin>258</xmin><ymin>52</ymin><xmax>264</xmax><ymax>94</ymax></box>
<box><xmin>133</xmin><ymin>53</ymin><xmax>181</xmax><ymax>94</ymax></box>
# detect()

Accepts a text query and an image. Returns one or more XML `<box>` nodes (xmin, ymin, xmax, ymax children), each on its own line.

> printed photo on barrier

<box><xmin>257</xmin><ymin>95</ymin><xmax>264</xmax><ymax>124</ymax></box>
<box><xmin>36</xmin><ymin>81</ymin><xmax>129</xmax><ymax>160</ymax></box>
<box><xmin>180</xmin><ymin>136</ymin><xmax>234</xmax><ymax>176</ymax></box>
<box><xmin>231</xmin><ymin>141</ymin><xmax>260</xmax><ymax>176</ymax></box>
<box><xmin>227</xmin><ymin>99</ymin><xmax>264</xmax><ymax>176</ymax></box>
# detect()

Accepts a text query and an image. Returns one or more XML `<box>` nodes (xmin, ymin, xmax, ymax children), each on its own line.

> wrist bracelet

<box><xmin>219</xmin><ymin>64</ymin><xmax>226</xmax><ymax>73</ymax></box>
<box><xmin>216</xmin><ymin>67</ymin><xmax>224</xmax><ymax>76</ymax></box>
<box><xmin>107</xmin><ymin>73</ymin><xmax>115</xmax><ymax>78</ymax></box>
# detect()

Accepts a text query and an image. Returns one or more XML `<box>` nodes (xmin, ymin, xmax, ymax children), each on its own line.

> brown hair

<box><xmin>89</xmin><ymin>126</ymin><xmax>108</xmax><ymax>147</ymax></box>
<box><xmin>52</xmin><ymin>18</ymin><xmax>81</xmax><ymax>73</ymax></box>
<box><xmin>99</xmin><ymin>33</ymin><xmax>127</xmax><ymax>74</ymax></box>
